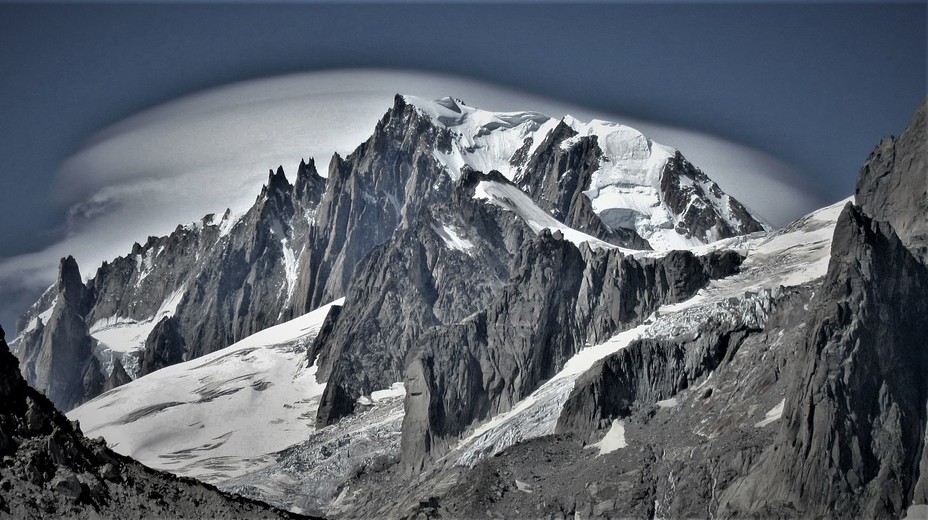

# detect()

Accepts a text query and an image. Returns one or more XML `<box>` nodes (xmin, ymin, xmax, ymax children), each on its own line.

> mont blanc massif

<box><xmin>1</xmin><ymin>94</ymin><xmax>926</xmax><ymax>519</ymax></box>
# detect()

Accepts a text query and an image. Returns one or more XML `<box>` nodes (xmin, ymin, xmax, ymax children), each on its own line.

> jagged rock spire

<box><xmin>259</xmin><ymin>166</ymin><xmax>293</xmax><ymax>200</ymax></box>
<box><xmin>55</xmin><ymin>256</ymin><xmax>86</xmax><ymax>315</ymax></box>
<box><xmin>295</xmin><ymin>157</ymin><xmax>326</xmax><ymax>207</ymax></box>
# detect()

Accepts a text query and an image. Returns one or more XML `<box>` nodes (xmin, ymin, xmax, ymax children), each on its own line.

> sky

<box><xmin>0</xmin><ymin>2</ymin><xmax>925</xmax><ymax>329</ymax></box>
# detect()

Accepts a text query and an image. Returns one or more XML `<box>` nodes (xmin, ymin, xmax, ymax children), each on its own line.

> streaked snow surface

<box><xmin>68</xmin><ymin>299</ymin><xmax>343</xmax><ymax>483</ymax></box>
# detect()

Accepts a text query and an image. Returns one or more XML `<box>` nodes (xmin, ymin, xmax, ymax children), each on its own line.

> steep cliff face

<box><xmin>719</xmin><ymin>203</ymin><xmax>928</xmax><ymax>518</ymax></box>
<box><xmin>514</xmin><ymin>120</ymin><xmax>650</xmax><ymax>249</ymax></box>
<box><xmin>138</xmin><ymin>316</ymin><xmax>185</xmax><ymax>377</ymax></box>
<box><xmin>175</xmin><ymin>166</ymin><xmax>316</xmax><ymax>359</ymax></box>
<box><xmin>659</xmin><ymin>151</ymin><xmax>765</xmax><ymax>241</ymax></box>
<box><xmin>0</xmin><ymin>326</ymin><xmax>310</xmax><ymax>519</ymax></box>
<box><xmin>13</xmin><ymin>257</ymin><xmax>100</xmax><ymax>411</ymax></box>
<box><xmin>856</xmin><ymin>98</ymin><xmax>927</xmax><ymax>263</ymax></box>
<box><xmin>556</xmin><ymin>325</ymin><xmax>756</xmax><ymax>443</ymax></box>
<box><xmin>13</xmin><ymin>94</ymin><xmax>762</xmax><ymax>416</ymax></box>
<box><xmin>292</xmin><ymin>95</ymin><xmax>454</xmax><ymax>316</ymax></box>
<box><xmin>400</xmin><ymin>231</ymin><xmax>743</xmax><ymax>471</ymax></box>
<box><xmin>313</xmin><ymin>171</ymin><xmax>532</xmax><ymax>427</ymax></box>
<box><xmin>12</xmin><ymin>163</ymin><xmax>327</xmax><ymax>408</ymax></box>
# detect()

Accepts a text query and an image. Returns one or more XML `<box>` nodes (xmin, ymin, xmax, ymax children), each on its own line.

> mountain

<box><xmin>12</xmin><ymin>161</ymin><xmax>328</xmax><ymax>411</ymax></box>
<box><xmin>19</xmin><ymin>94</ymin><xmax>925</xmax><ymax>519</ymax></box>
<box><xmin>0</xmin><ymin>324</ymin><xmax>312</xmax><ymax>519</ymax></box>
<box><xmin>11</xmin><ymin>94</ymin><xmax>763</xmax><ymax>413</ymax></box>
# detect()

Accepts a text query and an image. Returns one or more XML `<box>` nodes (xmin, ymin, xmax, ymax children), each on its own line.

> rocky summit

<box><xmin>5</xmin><ymin>95</ymin><xmax>927</xmax><ymax>519</ymax></box>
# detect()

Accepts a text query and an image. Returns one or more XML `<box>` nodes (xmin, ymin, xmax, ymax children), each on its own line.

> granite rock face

<box><xmin>12</xmin><ymin>163</ymin><xmax>327</xmax><ymax>409</ymax></box>
<box><xmin>13</xmin><ymin>258</ymin><xmax>100</xmax><ymax>411</ymax></box>
<box><xmin>12</xmin><ymin>94</ymin><xmax>765</xmax><ymax>416</ymax></box>
<box><xmin>175</xmin><ymin>166</ymin><xmax>315</xmax><ymax>359</ymax></box>
<box><xmin>0</xmin><ymin>325</ymin><xmax>311</xmax><ymax>519</ymax></box>
<box><xmin>514</xmin><ymin>120</ymin><xmax>650</xmax><ymax>249</ymax></box>
<box><xmin>400</xmin><ymin>231</ymin><xmax>743</xmax><ymax>471</ymax></box>
<box><xmin>718</xmin><ymin>203</ymin><xmax>928</xmax><ymax>518</ymax></box>
<box><xmin>291</xmin><ymin>95</ymin><xmax>454</xmax><ymax>316</ymax></box>
<box><xmin>856</xmin><ymin>98</ymin><xmax>928</xmax><ymax>263</ymax></box>
<box><xmin>102</xmin><ymin>358</ymin><xmax>131</xmax><ymax>392</ymax></box>
<box><xmin>313</xmin><ymin>170</ymin><xmax>533</xmax><ymax>427</ymax></box>
<box><xmin>556</xmin><ymin>325</ymin><xmax>756</xmax><ymax>443</ymax></box>
<box><xmin>138</xmin><ymin>316</ymin><xmax>186</xmax><ymax>377</ymax></box>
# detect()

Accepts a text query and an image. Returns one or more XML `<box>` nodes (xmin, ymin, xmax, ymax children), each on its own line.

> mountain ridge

<box><xmin>11</xmin><ymin>93</ymin><xmax>763</xmax><ymax>413</ymax></box>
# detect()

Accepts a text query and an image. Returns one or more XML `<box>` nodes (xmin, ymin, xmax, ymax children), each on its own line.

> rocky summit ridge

<box><xmin>10</xmin><ymin>93</ymin><xmax>764</xmax><ymax>414</ymax></box>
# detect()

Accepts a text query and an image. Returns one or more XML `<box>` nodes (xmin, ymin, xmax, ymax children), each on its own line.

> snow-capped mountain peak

<box><xmin>402</xmin><ymin>94</ymin><xmax>764</xmax><ymax>251</ymax></box>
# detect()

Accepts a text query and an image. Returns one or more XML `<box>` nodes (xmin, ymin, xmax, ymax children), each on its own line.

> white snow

<box><xmin>358</xmin><ymin>382</ymin><xmax>406</xmax><ymax>406</ymax></box>
<box><xmin>473</xmin><ymin>180</ymin><xmax>622</xmax><ymax>252</ymax></box>
<box><xmin>433</xmin><ymin>223</ymin><xmax>474</xmax><ymax>253</ymax></box>
<box><xmin>407</xmin><ymin>95</ymin><xmax>765</xmax><ymax>252</ymax></box>
<box><xmin>371</xmin><ymin>382</ymin><xmax>406</xmax><ymax>402</ymax></box>
<box><xmin>559</xmin><ymin>325</ymin><xmax>651</xmax><ymax>378</ymax></box>
<box><xmin>0</xmin><ymin>72</ymin><xmax>819</xmax><ymax>314</ymax></box>
<box><xmin>218</xmin><ymin>210</ymin><xmax>240</xmax><ymax>238</ymax></box>
<box><xmin>69</xmin><ymin>299</ymin><xmax>343</xmax><ymax>483</ymax></box>
<box><xmin>755</xmin><ymin>399</ymin><xmax>785</xmax><ymax>428</ymax></box>
<box><xmin>281</xmin><ymin>238</ymin><xmax>298</xmax><ymax>303</ymax></box>
<box><xmin>657</xmin><ymin>397</ymin><xmax>679</xmax><ymax>408</ymax></box>
<box><xmin>448</xmin><ymin>324</ymin><xmax>648</xmax><ymax>467</ymax></box>
<box><xmin>89</xmin><ymin>287</ymin><xmax>188</xmax><ymax>377</ymax></box>
<box><xmin>587</xmin><ymin>419</ymin><xmax>627</xmax><ymax>454</ymax></box>
<box><xmin>21</xmin><ymin>298</ymin><xmax>57</xmax><ymax>334</ymax></box>
<box><xmin>406</xmin><ymin>95</ymin><xmax>552</xmax><ymax>181</ymax></box>
<box><xmin>903</xmin><ymin>504</ymin><xmax>928</xmax><ymax>520</ymax></box>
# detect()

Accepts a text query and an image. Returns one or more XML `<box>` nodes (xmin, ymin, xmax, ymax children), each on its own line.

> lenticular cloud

<box><xmin>0</xmin><ymin>69</ymin><xmax>824</xmax><ymax>326</ymax></box>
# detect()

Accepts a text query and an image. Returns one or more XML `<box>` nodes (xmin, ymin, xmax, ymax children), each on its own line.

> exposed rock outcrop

<box><xmin>138</xmin><ymin>316</ymin><xmax>186</xmax><ymax>377</ymax></box>
<box><xmin>856</xmin><ymin>98</ymin><xmax>927</xmax><ymax>263</ymax></box>
<box><xmin>515</xmin><ymin>120</ymin><xmax>650</xmax><ymax>249</ymax></box>
<box><xmin>177</xmin><ymin>166</ymin><xmax>312</xmax><ymax>359</ymax></box>
<box><xmin>13</xmin><ymin>163</ymin><xmax>327</xmax><ymax>406</ymax></box>
<box><xmin>719</xmin><ymin>203</ymin><xmax>928</xmax><ymax>518</ymax></box>
<box><xmin>292</xmin><ymin>94</ymin><xmax>454</xmax><ymax>315</ymax></box>
<box><xmin>401</xmin><ymin>231</ymin><xmax>743</xmax><ymax>471</ymax></box>
<box><xmin>556</xmin><ymin>325</ymin><xmax>757</xmax><ymax>443</ymax></box>
<box><xmin>13</xmin><ymin>257</ymin><xmax>100</xmax><ymax>411</ymax></box>
<box><xmin>660</xmin><ymin>151</ymin><xmax>765</xmax><ymax>241</ymax></box>
<box><xmin>313</xmin><ymin>170</ymin><xmax>532</xmax><ymax>427</ymax></box>
<box><xmin>102</xmin><ymin>358</ymin><xmax>131</xmax><ymax>392</ymax></box>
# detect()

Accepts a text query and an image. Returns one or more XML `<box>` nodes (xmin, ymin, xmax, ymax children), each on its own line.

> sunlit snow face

<box><xmin>0</xmin><ymin>69</ymin><xmax>823</xmax><ymax>308</ymax></box>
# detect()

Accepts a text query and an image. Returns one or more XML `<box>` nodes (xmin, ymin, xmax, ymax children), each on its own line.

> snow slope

<box><xmin>472</xmin><ymin>179</ymin><xmax>621</xmax><ymax>252</ymax></box>
<box><xmin>87</xmin><ymin>287</ymin><xmax>186</xmax><ymax>377</ymax></box>
<box><xmin>68</xmin><ymin>299</ymin><xmax>342</xmax><ymax>484</ymax></box>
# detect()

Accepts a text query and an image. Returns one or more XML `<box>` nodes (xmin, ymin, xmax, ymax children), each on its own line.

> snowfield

<box><xmin>68</xmin><ymin>299</ymin><xmax>343</xmax><ymax>483</ymax></box>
